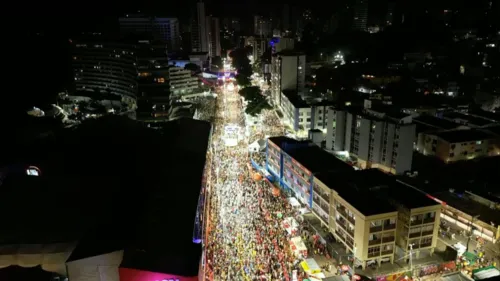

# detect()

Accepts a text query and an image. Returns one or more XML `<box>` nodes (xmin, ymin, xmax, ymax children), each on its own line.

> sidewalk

<box><xmin>438</xmin><ymin>222</ymin><xmax>500</xmax><ymax>265</ymax></box>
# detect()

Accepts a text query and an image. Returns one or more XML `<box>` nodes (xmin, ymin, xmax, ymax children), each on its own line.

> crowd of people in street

<box><xmin>204</xmin><ymin>85</ymin><xmax>307</xmax><ymax>281</ymax></box>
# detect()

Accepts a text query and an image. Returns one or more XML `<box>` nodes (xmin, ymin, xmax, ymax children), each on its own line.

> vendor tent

<box><xmin>282</xmin><ymin>217</ymin><xmax>299</xmax><ymax>235</ymax></box>
<box><xmin>472</xmin><ymin>266</ymin><xmax>500</xmax><ymax>280</ymax></box>
<box><xmin>290</xmin><ymin>237</ymin><xmax>308</xmax><ymax>257</ymax></box>
<box><xmin>287</xmin><ymin>197</ymin><xmax>301</xmax><ymax>208</ymax></box>
<box><xmin>249</xmin><ymin>139</ymin><xmax>266</xmax><ymax>152</ymax></box>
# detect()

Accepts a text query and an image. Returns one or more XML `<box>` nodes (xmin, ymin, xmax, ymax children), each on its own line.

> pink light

<box><xmin>119</xmin><ymin>268</ymin><xmax>198</xmax><ymax>281</ymax></box>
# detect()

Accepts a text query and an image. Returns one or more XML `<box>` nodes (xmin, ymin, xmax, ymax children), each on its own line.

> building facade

<box><xmin>326</xmin><ymin>107</ymin><xmax>416</xmax><ymax>174</ymax></box>
<box><xmin>417</xmin><ymin>129</ymin><xmax>498</xmax><ymax>163</ymax></box>
<box><xmin>169</xmin><ymin>66</ymin><xmax>199</xmax><ymax>96</ymax></box>
<box><xmin>118</xmin><ymin>16</ymin><xmax>181</xmax><ymax>51</ymax></box>
<box><xmin>271</xmin><ymin>51</ymin><xmax>306</xmax><ymax>106</ymax></box>
<box><xmin>206</xmin><ymin>16</ymin><xmax>221</xmax><ymax>57</ymax></box>
<box><xmin>72</xmin><ymin>42</ymin><xmax>138</xmax><ymax>111</ymax></box>
<box><xmin>191</xmin><ymin>1</ymin><xmax>209</xmax><ymax>53</ymax></box>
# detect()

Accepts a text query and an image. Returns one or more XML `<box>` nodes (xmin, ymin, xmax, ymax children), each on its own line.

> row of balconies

<box><xmin>368</xmin><ymin>235</ymin><xmax>395</xmax><ymax>246</ymax></box>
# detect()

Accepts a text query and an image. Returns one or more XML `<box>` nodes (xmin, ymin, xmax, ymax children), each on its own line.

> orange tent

<box><xmin>253</xmin><ymin>173</ymin><xmax>263</xmax><ymax>181</ymax></box>
<box><xmin>272</xmin><ymin>187</ymin><xmax>280</xmax><ymax>197</ymax></box>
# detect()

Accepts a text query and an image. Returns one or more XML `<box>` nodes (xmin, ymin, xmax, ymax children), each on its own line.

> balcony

<box><xmin>368</xmin><ymin>251</ymin><xmax>380</xmax><ymax>258</ymax></box>
<box><xmin>337</xmin><ymin>207</ymin><xmax>348</xmax><ymax>218</ymax></box>
<box><xmin>409</xmin><ymin>232</ymin><xmax>421</xmax><ymax>238</ymax></box>
<box><xmin>313</xmin><ymin>196</ymin><xmax>321</xmax><ymax>206</ymax></box>
<box><xmin>410</xmin><ymin>219</ymin><xmax>423</xmax><ymax>226</ymax></box>
<box><xmin>370</xmin><ymin>225</ymin><xmax>383</xmax><ymax>233</ymax></box>
<box><xmin>318</xmin><ymin>191</ymin><xmax>330</xmax><ymax>202</ymax></box>
<box><xmin>382</xmin><ymin>236</ymin><xmax>395</xmax><ymax>243</ymax></box>
<box><xmin>383</xmin><ymin>223</ymin><xmax>396</xmax><ymax>230</ymax></box>
<box><xmin>421</xmin><ymin>230</ymin><xmax>434</xmax><ymax>236</ymax></box>
<box><xmin>420</xmin><ymin>242</ymin><xmax>432</xmax><ymax>248</ymax></box>
<box><xmin>346</xmin><ymin>239</ymin><xmax>354</xmax><ymax>249</ymax></box>
<box><xmin>369</xmin><ymin>239</ymin><xmax>382</xmax><ymax>246</ymax></box>
<box><xmin>423</xmin><ymin>217</ymin><xmax>435</xmax><ymax>224</ymax></box>
<box><xmin>381</xmin><ymin>250</ymin><xmax>393</xmax><ymax>256</ymax></box>
<box><xmin>347</xmin><ymin>216</ymin><xmax>355</xmax><ymax>225</ymax></box>
<box><xmin>335</xmin><ymin>230</ymin><xmax>345</xmax><ymax>241</ymax></box>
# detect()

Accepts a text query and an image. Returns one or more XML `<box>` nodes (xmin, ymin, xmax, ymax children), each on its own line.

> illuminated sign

<box><xmin>26</xmin><ymin>166</ymin><xmax>41</xmax><ymax>176</ymax></box>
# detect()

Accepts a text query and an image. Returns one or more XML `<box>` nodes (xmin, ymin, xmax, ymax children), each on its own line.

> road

<box><xmin>204</xmin><ymin>84</ymin><xmax>294</xmax><ymax>281</ymax></box>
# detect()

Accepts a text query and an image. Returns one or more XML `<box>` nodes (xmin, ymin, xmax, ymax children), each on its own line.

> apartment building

<box><xmin>266</xmin><ymin>137</ymin><xmax>353</xmax><ymax>207</ymax></box>
<box><xmin>119</xmin><ymin>16</ymin><xmax>181</xmax><ymax>51</ymax></box>
<box><xmin>417</xmin><ymin>129</ymin><xmax>499</xmax><ymax>163</ymax></box>
<box><xmin>313</xmin><ymin>170</ymin><xmax>441</xmax><ymax>268</ymax></box>
<box><xmin>279</xmin><ymin>90</ymin><xmax>311</xmax><ymax>133</ymax></box>
<box><xmin>326</xmin><ymin>106</ymin><xmax>416</xmax><ymax>174</ymax></box>
<box><xmin>271</xmin><ymin>51</ymin><xmax>306</xmax><ymax>105</ymax></box>
<box><xmin>168</xmin><ymin>66</ymin><xmax>199</xmax><ymax>96</ymax></box>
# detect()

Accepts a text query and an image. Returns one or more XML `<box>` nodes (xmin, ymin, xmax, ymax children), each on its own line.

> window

<box><xmin>476</xmin><ymin>141</ymin><xmax>482</xmax><ymax>145</ymax></box>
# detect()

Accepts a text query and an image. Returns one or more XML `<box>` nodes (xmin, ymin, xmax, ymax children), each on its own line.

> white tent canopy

<box><xmin>248</xmin><ymin>139</ymin><xmax>266</xmax><ymax>152</ymax></box>
<box><xmin>287</xmin><ymin>197</ymin><xmax>301</xmax><ymax>208</ymax></box>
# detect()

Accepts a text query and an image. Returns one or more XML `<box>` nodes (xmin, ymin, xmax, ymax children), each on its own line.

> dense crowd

<box><xmin>204</xmin><ymin>86</ymin><xmax>305</xmax><ymax>281</ymax></box>
<box><xmin>193</xmin><ymin>96</ymin><xmax>217</xmax><ymax>122</ymax></box>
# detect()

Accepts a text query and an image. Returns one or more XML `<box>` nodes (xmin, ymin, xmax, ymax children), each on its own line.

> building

<box><xmin>416</xmin><ymin>129</ymin><xmax>499</xmax><ymax>163</ymax></box>
<box><xmin>206</xmin><ymin>16</ymin><xmax>221</xmax><ymax>57</ymax></box>
<box><xmin>169</xmin><ymin>66</ymin><xmax>199</xmax><ymax>96</ymax></box>
<box><xmin>72</xmin><ymin>41</ymin><xmax>138</xmax><ymax>113</ymax></box>
<box><xmin>314</xmin><ymin>170</ymin><xmax>441</xmax><ymax>268</ymax></box>
<box><xmin>279</xmin><ymin>90</ymin><xmax>311</xmax><ymax>132</ymax></box>
<box><xmin>118</xmin><ymin>15</ymin><xmax>181</xmax><ymax>51</ymax></box>
<box><xmin>191</xmin><ymin>1</ymin><xmax>208</xmax><ymax>53</ymax></box>
<box><xmin>326</xmin><ymin>105</ymin><xmax>416</xmax><ymax>174</ymax></box>
<box><xmin>266</xmin><ymin>138</ymin><xmax>441</xmax><ymax>268</ymax></box>
<box><xmin>271</xmin><ymin>51</ymin><xmax>306</xmax><ymax>104</ymax></box>
<box><xmin>266</xmin><ymin>136</ymin><xmax>354</xmax><ymax>206</ymax></box>
<box><xmin>0</xmin><ymin>117</ymin><xmax>212</xmax><ymax>281</ymax></box>
<box><xmin>254</xmin><ymin>15</ymin><xmax>272</xmax><ymax>37</ymax></box>
<box><xmin>430</xmin><ymin>190</ymin><xmax>500</xmax><ymax>242</ymax></box>
<box><xmin>353</xmin><ymin>0</ymin><xmax>369</xmax><ymax>31</ymax></box>
<box><xmin>270</xmin><ymin>37</ymin><xmax>295</xmax><ymax>54</ymax></box>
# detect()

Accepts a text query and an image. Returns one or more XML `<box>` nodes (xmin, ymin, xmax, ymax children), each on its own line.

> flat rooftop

<box><xmin>433</xmin><ymin>129</ymin><xmax>496</xmax><ymax>143</ymax></box>
<box><xmin>414</xmin><ymin>115</ymin><xmax>461</xmax><ymax>131</ymax></box>
<box><xmin>444</xmin><ymin>112</ymin><xmax>495</xmax><ymax>127</ymax></box>
<box><xmin>0</xmin><ymin>116</ymin><xmax>211</xmax><ymax>277</ymax></box>
<box><xmin>432</xmin><ymin>191</ymin><xmax>500</xmax><ymax>227</ymax></box>
<box><xmin>268</xmin><ymin>136</ymin><xmax>311</xmax><ymax>150</ymax></box>
<box><xmin>286</xmin><ymin>145</ymin><xmax>354</xmax><ymax>175</ymax></box>
<box><xmin>282</xmin><ymin>90</ymin><xmax>309</xmax><ymax>108</ymax></box>
<box><xmin>317</xmin><ymin>170</ymin><xmax>438</xmax><ymax>216</ymax></box>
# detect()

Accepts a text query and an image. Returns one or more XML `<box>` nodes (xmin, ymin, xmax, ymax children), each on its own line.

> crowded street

<box><xmin>204</xmin><ymin>83</ymin><xmax>304</xmax><ymax>281</ymax></box>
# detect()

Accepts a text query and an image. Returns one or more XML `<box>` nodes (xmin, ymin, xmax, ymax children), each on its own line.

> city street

<box><xmin>203</xmin><ymin>82</ymin><xmax>299</xmax><ymax>281</ymax></box>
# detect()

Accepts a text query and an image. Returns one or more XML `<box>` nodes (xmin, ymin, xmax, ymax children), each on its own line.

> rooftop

<box><xmin>0</xmin><ymin>116</ymin><xmax>211</xmax><ymax>277</ymax></box>
<box><xmin>414</xmin><ymin>115</ymin><xmax>461</xmax><ymax>131</ymax></box>
<box><xmin>444</xmin><ymin>112</ymin><xmax>495</xmax><ymax>127</ymax></box>
<box><xmin>432</xmin><ymin>129</ymin><xmax>496</xmax><ymax>143</ymax></box>
<box><xmin>268</xmin><ymin>136</ymin><xmax>311</xmax><ymax>150</ymax></box>
<box><xmin>282</xmin><ymin>90</ymin><xmax>309</xmax><ymax>108</ymax></box>
<box><xmin>286</xmin><ymin>145</ymin><xmax>354</xmax><ymax>175</ymax></box>
<box><xmin>316</xmin><ymin>170</ymin><xmax>438</xmax><ymax>216</ymax></box>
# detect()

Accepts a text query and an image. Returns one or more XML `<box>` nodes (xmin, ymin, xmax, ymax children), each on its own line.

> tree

<box><xmin>238</xmin><ymin>86</ymin><xmax>271</xmax><ymax>116</ymax></box>
<box><xmin>230</xmin><ymin>48</ymin><xmax>253</xmax><ymax>78</ymax></box>
<box><xmin>184</xmin><ymin>63</ymin><xmax>200</xmax><ymax>73</ymax></box>
<box><xmin>236</xmin><ymin>74</ymin><xmax>252</xmax><ymax>87</ymax></box>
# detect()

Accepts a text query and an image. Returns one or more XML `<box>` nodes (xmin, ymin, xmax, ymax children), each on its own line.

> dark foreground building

<box><xmin>0</xmin><ymin>116</ymin><xmax>212</xmax><ymax>281</ymax></box>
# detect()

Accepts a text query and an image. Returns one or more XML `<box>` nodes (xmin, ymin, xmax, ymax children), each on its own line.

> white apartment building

<box><xmin>271</xmin><ymin>51</ymin><xmax>306</xmax><ymax>106</ymax></box>
<box><xmin>326</xmin><ymin>105</ymin><xmax>416</xmax><ymax>174</ymax></box>
<box><xmin>169</xmin><ymin>67</ymin><xmax>199</xmax><ymax>96</ymax></box>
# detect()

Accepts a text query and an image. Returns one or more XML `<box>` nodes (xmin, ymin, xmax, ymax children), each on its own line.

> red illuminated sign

<box><xmin>119</xmin><ymin>268</ymin><xmax>198</xmax><ymax>281</ymax></box>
